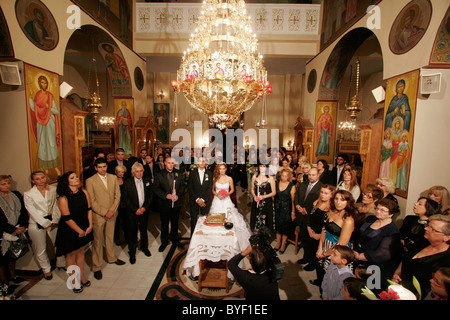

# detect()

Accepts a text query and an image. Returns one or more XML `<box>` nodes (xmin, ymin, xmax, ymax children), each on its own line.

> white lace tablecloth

<box><xmin>183</xmin><ymin>214</ymin><xmax>249</xmax><ymax>279</ymax></box>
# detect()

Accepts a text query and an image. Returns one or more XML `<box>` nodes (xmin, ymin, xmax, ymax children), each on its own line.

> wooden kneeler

<box><xmin>198</xmin><ymin>260</ymin><xmax>229</xmax><ymax>293</ymax></box>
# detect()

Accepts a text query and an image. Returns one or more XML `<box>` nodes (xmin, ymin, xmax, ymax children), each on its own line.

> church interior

<box><xmin>0</xmin><ymin>0</ymin><xmax>449</xmax><ymax>301</ymax></box>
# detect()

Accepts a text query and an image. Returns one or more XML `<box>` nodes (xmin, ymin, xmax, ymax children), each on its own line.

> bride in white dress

<box><xmin>209</xmin><ymin>163</ymin><xmax>251</xmax><ymax>250</ymax></box>
<box><xmin>183</xmin><ymin>163</ymin><xmax>251</xmax><ymax>278</ymax></box>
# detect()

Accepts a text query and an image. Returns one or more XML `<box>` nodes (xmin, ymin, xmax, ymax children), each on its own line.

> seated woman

<box><xmin>393</xmin><ymin>214</ymin><xmax>450</xmax><ymax>298</ymax></box>
<box><xmin>317</xmin><ymin>190</ymin><xmax>356</xmax><ymax>274</ymax></box>
<box><xmin>337</xmin><ymin>168</ymin><xmax>361</xmax><ymax>203</ymax></box>
<box><xmin>376</xmin><ymin>177</ymin><xmax>398</xmax><ymax>206</ymax></box>
<box><xmin>400</xmin><ymin>197</ymin><xmax>440</xmax><ymax>253</ymax></box>
<box><xmin>354</xmin><ymin>198</ymin><xmax>402</xmax><ymax>289</ymax></box>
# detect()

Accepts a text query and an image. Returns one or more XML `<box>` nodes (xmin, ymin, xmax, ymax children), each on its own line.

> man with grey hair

<box><xmin>123</xmin><ymin>162</ymin><xmax>153</xmax><ymax>264</ymax></box>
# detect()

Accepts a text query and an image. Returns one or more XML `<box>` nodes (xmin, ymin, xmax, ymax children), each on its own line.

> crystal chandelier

<box><xmin>171</xmin><ymin>0</ymin><xmax>272</xmax><ymax>129</ymax></box>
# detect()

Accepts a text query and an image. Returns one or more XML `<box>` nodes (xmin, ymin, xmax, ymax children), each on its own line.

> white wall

<box><xmin>405</xmin><ymin>69</ymin><xmax>450</xmax><ymax>215</ymax></box>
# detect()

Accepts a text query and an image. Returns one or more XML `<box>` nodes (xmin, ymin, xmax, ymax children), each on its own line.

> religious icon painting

<box><xmin>190</xmin><ymin>63</ymin><xmax>199</xmax><ymax>79</ymax></box>
<box><xmin>114</xmin><ymin>98</ymin><xmax>134</xmax><ymax>155</ymax></box>
<box><xmin>389</xmin><ymin>0</ymin><xmax>432</xmax><ymax>55</ymax></box>
<box><xmin>429</xmin><ymin>7</ymin><xmax>450</xmax><ymax>65</ymax></box>
<box><xmin>313</xmin><ymin>101</ymin><xmax>337</xmax><ymax>164</ymax></box>
<box><xmin>15</xmin><ymin>0</ymin><xmax>59</xmax><ymax>51</ymax></box>
<box><xmin>381</xmin><ymin>69</ymin><xmax>419</xmax><ymax>198</ymax></box>
<box><xmin>212</xmin><ymin>60</ymin><xmax>226</xmax><ymax>79</ymax></box>
<box><xmin>98</xmin><ymin>42</ymin><xmax>132</xmax><ymax>97</ymax></box>
<box><xmin>24</xmin><ymin>63</ymin><xmax>63</xmax><ymax>183</ymax></box>
<box><xmin>239</xmin><ymin>63</ymin><xmax>251</xmax><ymax>79</ymax></box>
<box><xmin>154</xmin><ymin>103</ymin><xmax>170</xmax><ymax>144</ymax></box>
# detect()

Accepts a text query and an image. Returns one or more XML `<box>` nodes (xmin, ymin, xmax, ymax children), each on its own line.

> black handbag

<box><xmin>8</xmin><ymin>233</ymin><xmax>30</xmax><ymax>259</ymax></box>
<box><xmin>37</xmin><ymin>215</ymin><xmax>53</xmax><ymax>229</ymax></box>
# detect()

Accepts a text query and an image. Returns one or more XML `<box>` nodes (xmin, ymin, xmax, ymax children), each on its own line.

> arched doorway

<box><xmin>61</xmin><ymin>25</ymin><xmax>131</xmax><ymax>179</ymax></box>
<box><xmin>317</xmin><ymin>27</ymin><xmax>384</xmax><ymax>189</ymax></box>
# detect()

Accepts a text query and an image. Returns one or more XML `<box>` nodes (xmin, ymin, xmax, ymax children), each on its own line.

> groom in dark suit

<box><xmin>294</xmin><ymin>167</ymin><xmax>322</xmax><ymax>270</ymax></box>
<box><xmin>153</xmin><ymin>157</ymin><xmax>186</xmax><ymax>252</ymax></box>
<box><xmin>123</xmin><ymin>162</ymin><xmax>153</xmax><ymax>264</ymax></box>
<box><xmin>187</xmin><ymin>157</ymin><xmax>213</xmax><ymax>238</ymax></box>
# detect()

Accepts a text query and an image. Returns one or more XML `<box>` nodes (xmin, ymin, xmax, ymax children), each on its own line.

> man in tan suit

<box><xmin>86</xmin><ymin>157</ymin><xmax>125</xmax><ymax>280</ymax></box>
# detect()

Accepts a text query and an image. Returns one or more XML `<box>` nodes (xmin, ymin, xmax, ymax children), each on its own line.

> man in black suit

<box><xmin>123</xmin><ymin>162</ymin><xmax>153</xmax><ymax>264</ymax></box>
<box><xmin>108</xmin><ymin>148</ymin><xmax>129</xmax><ymax>178</ymax></box>
<box><xmin>330</xmin><ymin>154</ymin><xmax>347</xmax><ymax>186</ymax></box>
<box><xmin>293</xmin><ymin>167</ymin><xmax>322</xmax><ymax>270</ymax></box>
<box><xmin>142</xmin><ymin>154</ymin><xmax>154</xmax><ymax>183</ymax></box>
<box><xmin>153</xmin><ymin>157</ymin><xmax>186</xmax><ymax>252</ymax></box>
<box><xmin>187</xmin><ymin>157</ymin><xmax>213</xmax><ymax>238</ymax></box>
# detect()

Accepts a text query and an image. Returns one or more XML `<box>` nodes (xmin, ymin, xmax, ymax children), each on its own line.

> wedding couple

<box><xmin>188</xmin><ymin>158</ymin><xmax>251</xmax><ymax>249</ymax></box>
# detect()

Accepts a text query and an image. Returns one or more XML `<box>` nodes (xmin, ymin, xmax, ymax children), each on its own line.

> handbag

<box><xmin>7</xmin><ymin>233</ymin><xmax>30</xmax><ymax>259</ymax></box>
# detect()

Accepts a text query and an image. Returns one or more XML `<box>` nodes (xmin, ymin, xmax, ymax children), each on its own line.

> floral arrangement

<box><xmin>361</xmin><ymin>278</ymin><xmax>421</xmax><ymax>300</ymax></box>
<box><xmin>246</xmin><ymin>163</ymin><xmax>257</xmax><ymax>176</ymax></box>
<box><xmin>218</xmin><ymin>189</ymin><xmax>229</xmax><ymax>197</ymax></box>
<box><xmin>1</xmin><ymin>284</ymin><xmax>16</xmax><ymax>300</ymax></box>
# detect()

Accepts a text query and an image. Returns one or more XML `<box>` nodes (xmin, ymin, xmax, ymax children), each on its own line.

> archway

<box><xmin>61</xmin><ymin>24</ymin><xmax>132</xmax><ymax>177</ymax></box>
<box><xmin>317</xmin><ymin>27</ymin><xmax>384</xmax><ymax>189</ymax></box>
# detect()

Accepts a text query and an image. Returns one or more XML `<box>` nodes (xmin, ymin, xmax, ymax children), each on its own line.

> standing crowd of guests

<box><xmin>1</xmin><ymin>147</ymin><xmax>449</xmax><ymax>300</ymax></box>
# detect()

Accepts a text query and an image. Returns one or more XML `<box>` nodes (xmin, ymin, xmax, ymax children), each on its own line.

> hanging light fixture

<box><xmin>171</xmin><ymin>0</ymin><xmax>272</xmax><ymax>130</ymax></box>
<box><xmin>345</xmin><ymin>59</ymin><xmax>363</xmax><ymax>121</ymax></box>
<box><xmin>86</xmin><ymin>56</ymin><xmax>103</xmax><ymax>126</ymax></box>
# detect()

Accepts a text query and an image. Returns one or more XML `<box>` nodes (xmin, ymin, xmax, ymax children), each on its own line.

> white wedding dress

<box><xmin>208</xmin><ymin>181</ymin><xmax>252</xmax><ymax>250</ymax></box>
<box><xmin>183</xmin><ymin>181</ymin><xmax>251</xmax><ymax>278</ymax></box>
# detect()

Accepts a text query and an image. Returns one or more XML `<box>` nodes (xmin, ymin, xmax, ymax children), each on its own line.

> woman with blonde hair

<box><xmin>376</xmin><ymin>177</ymin><xmax>398</xmax><ymax>206</ymax></box>
<box><xmin>426</xmin><ymin>185</ymin><xmax>449</xmax><ymax>213</ymax></box>
<box><xmin>24</xmin><ymin>171</ymin><xmax>64</xmax><ymax>280</ymax></box>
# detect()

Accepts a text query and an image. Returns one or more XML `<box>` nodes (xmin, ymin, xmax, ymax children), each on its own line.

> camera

<box><xmin>249</xmin><ymin>226</ymin><xmax>285</xmax><ymax>282</ymax></box>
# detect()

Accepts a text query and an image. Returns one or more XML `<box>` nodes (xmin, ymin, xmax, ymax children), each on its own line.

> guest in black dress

<box><xmin>56</xmin><ymin>171</ymin><xmax>93</xmax><ymax>293</ymax></box>
<box><xmin>400</xmin><ymin>197</ymin><xmax>440</xmax><ymax>254</ymax></box>
<box><xmin>0</xmin><ymin>175</ymin><xmax>28</xmax><ymax>287</ymax></box>
<box><xmin>393</xmin><ymin>214</ymin><xmax>450</xmax><ymax>298</ymax></box>
<box><xmin>274</xmin><ymin>169</ymin><xmax>296</xmax><ymax>254</ymax></box>
<box><xmin>307</xmin><ymin>184</ymin><xmax>335</xmax><ymax>286</ymax></box>
<box><xmin>354</xmin><ymin>198</ymin><xmax>402</xmax><ymax>290</ymax></box>
<box><xmin>250</xmin><ymin>163</ymin><xmax>276</xmax><ymax>233</ymax></box>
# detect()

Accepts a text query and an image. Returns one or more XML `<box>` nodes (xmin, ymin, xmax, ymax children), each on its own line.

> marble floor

<box><xmin>12</xmin><ymin>187</ymin><xmax>322</xmax><ymax>300</ymax></box>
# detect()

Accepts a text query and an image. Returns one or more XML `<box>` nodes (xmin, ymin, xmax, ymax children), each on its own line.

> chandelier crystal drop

<box><xmin>171</xmin><ymin>0</ymin><xmax>272</xmax><ymax>129</ymax></box>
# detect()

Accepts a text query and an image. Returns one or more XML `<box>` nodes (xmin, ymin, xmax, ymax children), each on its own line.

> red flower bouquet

<box><xmin>218</xmin><ymin>189</ymin><xmax>229</xmax><ymax>197</ymax></box>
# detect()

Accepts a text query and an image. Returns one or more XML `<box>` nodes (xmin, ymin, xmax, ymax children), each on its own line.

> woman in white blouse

<box><xmin>24</xmin><ymin>171</ymin><xmax>64</xmax><ymax>280</ymax></box>
<box><xmin>337</xmin><ymin>168</ymin><xmax>361</xmax><ymax>203</ymax></box>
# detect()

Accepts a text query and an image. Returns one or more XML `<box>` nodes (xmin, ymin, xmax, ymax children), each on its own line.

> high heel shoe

<box><xmin>81</xmin><ymin>280</ymin><xmax>91</xmax><ymax>288</ymax></box>
<box><xmin>279</xmin><ymin>248</ymin><xmax>286</xmax><ymax>255</ymax></box>
<box><xmin>273</xmin><ymin>246</ymin><xmax>280</xmax><ymax>252</ymax></box>
<box><xmin>72</xmin><ymin>287</ymin><xmax>83</xmax><ymax>293</ymax></box>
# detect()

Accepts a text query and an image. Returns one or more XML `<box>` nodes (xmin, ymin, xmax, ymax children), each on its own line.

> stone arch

<box><xmin>318</xmin><ymin>27</ymin><xmax>381</xmax><ymax>101</ymax></box>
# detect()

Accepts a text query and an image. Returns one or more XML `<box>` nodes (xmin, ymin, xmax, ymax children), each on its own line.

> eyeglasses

<box><xmin>376</xmin><ymin>182</ymin><xmax>385</xmax><ymax>187</ymax></box>
<box><xmin>425</xmin><ymin>223</ymin><xmax>445</xmax><ymax>234</ymax></box>
<box><xmin>362</xmin><ymin>192</ymin><xmax>373</xmax><ymax>199</ymax></box>
<box><xmin>375</xmin><ymin>207</ymin><xmax>390</xmax><ymax>213</ymax></box>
